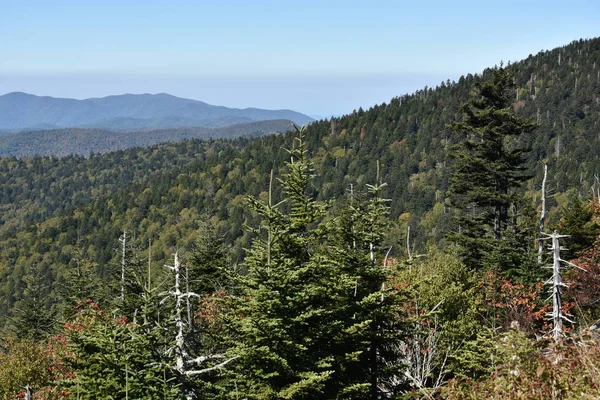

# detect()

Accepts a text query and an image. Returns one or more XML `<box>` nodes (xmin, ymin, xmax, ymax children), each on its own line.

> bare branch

<box><xmin>184</xmin><ymin>356</ymin><xmax>240</xmax><ymax>376</ymax></box>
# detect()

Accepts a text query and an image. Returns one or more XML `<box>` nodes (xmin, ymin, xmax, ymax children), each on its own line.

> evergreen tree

<box><xmin>221</xmin><ymin>129</ymin><xmax>408</xmax><ymax>399</ymax></box>
<box><xmin>189</xmin><ymin>216</ymin><xmax>231</xmax><ymax>296</ymax></box>
<box><xmin>328</xmin><ymin>177</ymin><xmax>410</xmax><ymax>398</ymax></box>
<box><xmin>222</xmin><ymin>128</ymin><xmax>353</xmax><ymax>398</ymax></box>
<box><xmin>57</xmin><ymin>246</ymin><xmax>99</xmax><ymax>320</ymax></box>
<box><xmin>10</xmin><ymin>264</ymin><xmax>56</xmax><ymax>342</ymax></box>
<box><xmin>62</xmin><ymin>300</ymin><xmax>179</xmax><ymax>400</ymax></box>
<box><xmin>558</xmin><ymin>197</ymin><xmax>600</xmax><ymax>260</ymax></box>
<box><xmin>446</xmin><ymin>67</ymin><xmax>536</xmax><ymax>273</ymax></box>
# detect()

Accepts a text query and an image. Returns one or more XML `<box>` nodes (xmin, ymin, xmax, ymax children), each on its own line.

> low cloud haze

<box><xmin>0</xmin><ymin>72</ymin><xmax>456</xmax><ymax>116</ymax></box>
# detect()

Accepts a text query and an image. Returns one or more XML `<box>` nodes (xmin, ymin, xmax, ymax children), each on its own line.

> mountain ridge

<box><xmin>0</xmin><ymin>91</ymin><xmax>313</xmax><ymax>130</ymax></box>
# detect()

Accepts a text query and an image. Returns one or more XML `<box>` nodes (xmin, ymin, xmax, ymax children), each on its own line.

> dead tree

<box><xmin>20</xmin><ymin>385</ymin><xmax>32</xmax><ymax>400</ymax></box>
<box><xmin>538</xmin><ymin>164</ymin><xmax>548</xmax><ymax>264</ymax></box>
<box><xmin>380</xmin><ymin>301</ymin><xmax>448</xmax><ymax>397</ymax></box>
<box><xmin>163</xmin><ymin>252</ymin><xmax>238</xmax><ymax>395</ymax></box>
<box><xmin>119</xmin><ymin>231</ymin><xmax>127</xmax><ymax>301</ymax></box>
<box><xmin>542</xmin><ymin>231</ymin><xmax>578</xmax><ymax>342</ymax></box>
<box><xmin>406</xmin><ymin>225</ymin><xmax>413</xmax><ymax>261</ymax></box>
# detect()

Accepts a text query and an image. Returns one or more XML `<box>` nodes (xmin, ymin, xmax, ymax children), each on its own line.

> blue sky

<box><xmin>1</xmin><ymin>0</ymin><xmax>599</xmax><ymax>116</ymax></box>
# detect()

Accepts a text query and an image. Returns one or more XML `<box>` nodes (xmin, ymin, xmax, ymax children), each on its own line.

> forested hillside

<box><xmin>0</xmin><ymin>119</ymin><xmax>294</xmax><ymax>157</ymax></box>
<box><xmin>2</xmin><ymin>37</ymin><xmax>600</xmax><ymax>312</ymax></box>
<box><xmin>2</xmin><ymin>38</ymin><xmax>600</xmax><ymax>398</ymax></box>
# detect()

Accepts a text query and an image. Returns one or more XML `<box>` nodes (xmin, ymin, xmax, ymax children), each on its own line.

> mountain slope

<box><xmin>0</xmin><ymin>92</ymin><xmax>313</xmax><ymax>130</ymax></box>
<box><xmin>1</xmin><ymin>37</ymin><xmax>600</xmax><ymax>317</ymax></box>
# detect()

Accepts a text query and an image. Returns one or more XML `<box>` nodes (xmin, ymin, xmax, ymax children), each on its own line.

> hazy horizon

<box><xmin>2</xmin><ymin>0</ymin><xmax>599</xmax><ymax>116</ymax></box>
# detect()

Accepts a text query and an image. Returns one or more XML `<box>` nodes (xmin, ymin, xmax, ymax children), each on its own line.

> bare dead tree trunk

<box><xmin>406</xmin><ymin>225</ymin><xmax>412</xmax><ymax>261</ymax></box>
<box><xmin>20</xmin><ymin>385</ymin><xmax>32</xmax><ymax>400</ymax></box>
<box><xmin>551</xmin><ymin>232</ymin><xmax>565</xmax><ymax>342</ymax></box>
<box><xmin>164</xmin><ymin>252</ymin><xmax>238</xmax><ymax>392</ymax></box>
<box><xmin>166</xmin><ymin>252</ymin><xmax>186</xmax><ymax>373</ymax></box>
<box><xmin>381</xmin><ymin>247</ymin><xmax>393</xmax><ymax>302</ymax></box>
<box><xmin>369</xmin><ymin>162</ymin><xmax>379</xmax><ymax>400</ymax></box>
<box><xmin>595</xmin><ymin>174</ymin><xmax>600</xmax><ymax>204</ymax></box>
<box><xmin>543</xmin><ymin>231</ymin><xmax>574</xmax><ymax>342</ymax></box>
<box><xmin>538</xmin><ymin>164</ymin><xmax>548</xmax><ymax>264</ymax></box>
<box><xmin>267</xmin><ymin>169</ymin><xmax>274</xmax><ymax>273</ymax></box>
<box><xmin>185</xmin><ymin>264</ymin><xmax>193</xmax><ymax>330</ymax></box>
<box><xmin>147</xmin><ymin>239</ymin><xmax>151</xmax><ymax>291</ymax></box>
<box><xmin>120</xmin><ymin>231</ymin><xmax>127</xmax><ymax>301</ymax></box>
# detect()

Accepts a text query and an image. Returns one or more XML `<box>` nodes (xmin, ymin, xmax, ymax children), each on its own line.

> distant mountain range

<box><xmin>0</xmin><ymin>92</ymin><xmax>313</xmax><ymax>131</ymax></box>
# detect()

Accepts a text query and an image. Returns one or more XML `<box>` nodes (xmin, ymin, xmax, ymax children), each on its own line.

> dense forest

<box><xmin>0</xmin><ymin>119</ymin><xmax>295</xmax><ymax>157</ymax></box>
<box><xmin>2</xmin><ymin>38</ymin><xmax>600</xmax><ymax>398</ymax></box>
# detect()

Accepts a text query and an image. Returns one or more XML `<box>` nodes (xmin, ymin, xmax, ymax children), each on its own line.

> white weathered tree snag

<box><xmin>381</xmin><ymin>247</ymin><xmax>393</xmax><ymax>302</ymax></box>
<box><xmin>185</xmin><ymin>264</ymin><xmax>193</xmax><ymax>330</ymax></box>
<box><xmin>550</xmin><ymin>231</ymin><xmax>569</xmax><ymax>342</ymax></box>
<box><xmin>164</xmin><ymin>252</ymin><xmax>237</xmax><ymax>387</ymax></box>
<box><xmin>594</xmin><ymin>174</ymin><xmax>600</xmax><ymax>204</ymax></box>
<box><xmin>381</xmin><ymin>302</ymin><xmax>448</xmax><ymax>396</ymax></box>
<box><xmin>20</xmin><ymin>384</ymin><xmax>32</xmax><ymax>400</ymax></box>
<box><xmin>119</xmin><ymin>231</ymin><xmax>127</xmax><ymax>301</ymax></box>
<box><xmin>147</xmin><ymin>239</ymin><xmax>152</xmax><ymax>291</ymax></box>
<box><xmin>406</xmin><ymin>225</ymin><xmax>413</xmax><ymax>261</ymax></box>
<box><xmin>538</xmin><ymin>164</ymin><xmax>548</xmax><ymax>264</ymax></box>
<box><xmin>165</xmin><ymin>252</ymin><xmax>187</xmax><ymax>373</ymax></box>
<box><xmin>267</xmin><ymin>169</ymin><xmax>274</xmax><ymax>273</ymax></box>
<box><xmin>184</xmin><ymin>354</ymin><xmax>240</xmax><ymax>376</ymax></box>
<box><xmin>542</xmin><ymin>231</ymin><xmax>577</xmax><ymax>342</ymax></box>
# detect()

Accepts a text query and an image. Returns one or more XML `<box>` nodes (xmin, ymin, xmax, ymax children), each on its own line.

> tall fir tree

<box><xmin>10</xmin><ymin>264</ymin><xmax>56</xmax><ymax>342</ymax></box>
<box><xmin>188</xmin><ymin>216</ymin><xmax>231</xmax><ymax>297</ymax></box>
<box><xmin>222</xmin><ymin>127</ymin><xmax>342</xmax><ymax>398</ymax></box>
<box><xmin>221</xmin><ymin>128</ymin><xmax>408</xmax><ymax>399</ymax></box>
<box><xmin>57</xmin><ymin>246</ymin><xmax>99</xmax><ymax>321</ymax></box>
<box><xmin>558</xmin><ymin>196</ymin><xmax>600</xmax><ymax>260</ymax></box>
<box><xmin>328</xmin><ymin>174</ymin><xmax>410</xmax><ymax>398</ymax></box>
<box><xmin>446</xmin><ymin>67</ymin><xmax>537</xmax><ymax>274</ymax></box>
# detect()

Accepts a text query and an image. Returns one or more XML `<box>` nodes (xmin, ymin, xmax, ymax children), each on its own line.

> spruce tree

<box><xmin>62</xmin><ymin>299</ymin><xmax>179</xmax><ymax>400</ymax></box>
<box><xmin>328</xmin><ymin>173</ymin><xmax>410</xmax><ymax>398</ymax></box>
<box><xmin>222</xmin><ymin>127</ymin><xmax>353</xmax><ymax>398</ymax></box>
<box><xmin>57</xmin><ymin>246</ymin><xmax>99</xmax><ymax>320</ymax></box>
<box><xmin>189</xmin><ymin>217</ymin><xmax>231</xmax><ymax>296</ymax></box>
<box><xmin>222</xmin><ymin>128</ymin><xmax>408</xmax><ymax>399</ymax></box>
<box><xmin>446</xmin><ymin>67</ymin><xmax>536</xmax><ymax>273</ymax></box>
<box><xmin>10</xmin><ymin>264</ymin><xmax>56</xmax><ymax>342</ymax></box>
<box><xmin>558</xmin><ymin>196</ymin><xmax>600</xmax><ymax>260</ymax></box>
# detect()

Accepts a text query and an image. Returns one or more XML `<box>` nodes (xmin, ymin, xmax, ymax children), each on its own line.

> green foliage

<box><xmin>446</xmin><ymin>67</ymin><xmax>536</xmax><ymax>274</ymax></box>
<box><xmin>9</xmin><ymin>264</ymin><xmax>56</xmax><ymax>342</ymax></box>
<box><xmin>56</xmin><ymin>246</ymin><xmax>100</xmax><ymax>319</ymax></box>
<box><xmin>223</xmin><ymin>129</ymin><xmax>408</xmax><ymax>399</ymax></box>
<box><xmin>0</xmin><ymin>335</ymin><xmax>67</xmax><ymax>400</ymax></box>
<box><xmin>4</xmin><ymin>38</ymin><xmax>600</xmax><ymax>320</ymax></box>
<box><xmin>188</xmin><ymin>216</ymin><xmax>232</xmax><ymax>296</ymax></box>
<box><xmin>399</xmin><ymin>250</ymin><xmax>477</xmax><ymax>345</ymax></box>
<box><xmin>558</xmin><ymin>196</ymin><xmax>600</xmax><ymax>260</ymax></box>
<box><xmin>443</xmin><ymin>330</ymin><xmax>600</xmax><ymax>399</ymax></box>
<box><xmin>223</xmin><ymin>130</ymin><xmax>345</xmax><ymax>398</ymax></box>
<box><xmin>62</xmin><ymin>302</ymin><xmax>179</xmax><ymax>399</ymax></box>
<box><xmin>0</xmin><ymin>120</ymin><xmax>295</xmax><ymax>158</ymax></box>
<box><xmin>2</xmin><ymin>37</ymin><xmax>600</xmax><ymax>398</ymax></box>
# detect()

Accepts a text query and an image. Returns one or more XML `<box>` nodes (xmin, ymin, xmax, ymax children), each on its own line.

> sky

<box><xmin>1</xmin><ymin>0</ymin><xmax>599</xmax><ymax>116</ymax></box>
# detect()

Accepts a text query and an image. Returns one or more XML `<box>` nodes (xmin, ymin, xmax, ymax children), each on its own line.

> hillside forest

<box><xmin>2</xmin><ymin>38</ymin><xmax>600</xmax><ymax>398</ymax></box>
